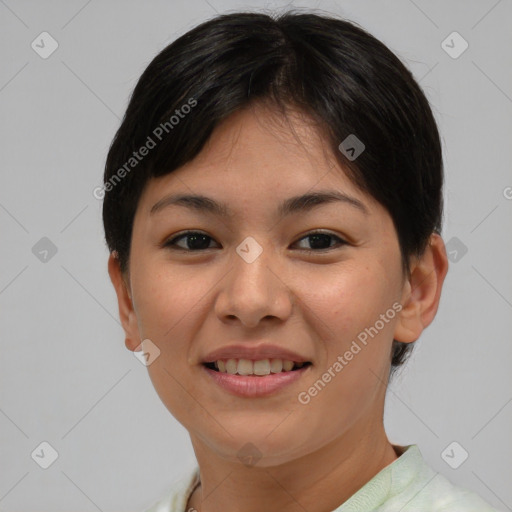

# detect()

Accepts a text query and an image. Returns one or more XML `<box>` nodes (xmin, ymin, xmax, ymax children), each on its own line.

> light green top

<box><xmin>143</xmin><ymin>445</ymin><xmax>500</xmax><ymax>512</ymax></box>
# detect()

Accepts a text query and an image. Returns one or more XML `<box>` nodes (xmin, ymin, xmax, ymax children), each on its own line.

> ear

<box><xmin>107</xmin><ymin>252</ymin><xmax>141</xmax><ymax>352</ymax></box>
<box><xmin>394</xmin><ymin>233</ymin><xmax>449</xmax><ymax>343</ymax></box>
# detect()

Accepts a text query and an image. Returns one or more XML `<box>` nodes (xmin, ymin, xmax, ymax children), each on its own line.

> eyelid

<box><xmin>292</xmin><ymin>230</ymin><xmax>348</xmax><ymax>251</ymax></box>
<box><xmin>162</xmin><ymin>229</ymin><xmax>348</xmax><ymax>252</ymax></box>
<box><xmin>162</xmin><ymin>230</ymin><xmax>218</xmax><ymax>250</ymax></box>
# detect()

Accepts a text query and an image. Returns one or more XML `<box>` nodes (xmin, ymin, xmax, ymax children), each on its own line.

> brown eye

<box><xmin>164</xmin><ymin>231</ymin><xmax>219</xmax><ymax>251</ymax></box>
<box><xmin>294</xmin><ymin>232</ymin><xmax>347</xmax><ymax>251</ymax></box>
<box><xmin>163</xmin><ymin>230</ymin><xmax>347</xmax><ymax>253</ymax></box>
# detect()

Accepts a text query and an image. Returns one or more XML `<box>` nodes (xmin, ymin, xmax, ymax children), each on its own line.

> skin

<box><xmin>108</xmin><ymin>101</ymin><xmax>448</xmax><ymax>512</ymax></box>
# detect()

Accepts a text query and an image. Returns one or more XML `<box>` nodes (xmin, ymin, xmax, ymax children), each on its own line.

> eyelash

<box><xmin>162</xmin><ymin>230</ymin><xmax>348</xmax><ymax>253</ymax></box>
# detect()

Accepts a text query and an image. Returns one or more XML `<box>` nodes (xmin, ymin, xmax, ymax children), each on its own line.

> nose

<box><xmin>214</xmin><ymin>244</ymin><xmax>293</xmax><ymax>328</ymax></box>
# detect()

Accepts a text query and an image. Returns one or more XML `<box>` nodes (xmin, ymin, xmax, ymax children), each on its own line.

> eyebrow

<box><xmin>149</xmin><ymin>190</ymin><xmax>369</xmax><ymax>218</ymax></box>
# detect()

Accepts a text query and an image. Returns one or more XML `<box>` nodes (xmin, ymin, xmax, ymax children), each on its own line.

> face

<box><xmin>110</xmin><ymin>102</ymin><xmax>429</xmax><ymax>467</ymax></box>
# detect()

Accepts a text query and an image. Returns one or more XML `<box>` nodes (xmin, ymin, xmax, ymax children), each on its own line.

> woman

<box><xmin>102</xmin><ymin>10</ymin><xmax>499</xmax><ymax>512</ymax></box>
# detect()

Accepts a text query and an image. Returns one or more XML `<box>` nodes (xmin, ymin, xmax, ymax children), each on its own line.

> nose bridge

<box><xmin>215</xmin><ymin>237</ymin><xmax>291</xmax><ymax>326</ymax></box>
<box><xmin>231</xmin><ymin>238</ymin><xmax>275</xmax><ymax>300</ymax></box>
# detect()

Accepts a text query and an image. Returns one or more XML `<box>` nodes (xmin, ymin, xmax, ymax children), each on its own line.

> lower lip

<box><xmin>202</xmin><ymin>364</ymin><xmax>311</xmax><ymax>398</ymax></box>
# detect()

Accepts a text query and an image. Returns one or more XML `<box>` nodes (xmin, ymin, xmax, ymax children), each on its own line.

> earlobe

<box><xmin>393</xmin><ymin>233</ymin><xmax>449</xmax><ymax>343</ymax></box>
<box><xmin>107</xmin><ymin>252</ymin><xmax>141</xmax><ymax>352</ymax></box>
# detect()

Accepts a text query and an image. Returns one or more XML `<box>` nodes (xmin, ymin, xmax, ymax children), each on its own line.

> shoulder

<box><xmin>416</xmin><ymin>472</ymin><xmax>499</xmax><ymax>512</ymax></box>
<box><xmin>377</xmin><ymin>445</ymin><xmax>500</xmax><ymax>512</ymax></box>
<box><xmin>142</xmin><ymin>467</ymin><xmax>199</xmax><ymax>512</ymax></box>
<box><xmin>423</xmin><ymin>472</ymin><xmax>500</xmax><ymax>511</ymax></box>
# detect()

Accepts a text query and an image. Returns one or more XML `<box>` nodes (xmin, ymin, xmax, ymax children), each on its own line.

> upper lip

<box><xmin>201</xmin><ymin>343</ymin><xmax>311</xmax><ymax>363</ymax></box>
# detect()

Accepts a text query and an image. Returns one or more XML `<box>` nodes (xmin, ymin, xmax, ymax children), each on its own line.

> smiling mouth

<box><xmin>203</xmin><ymin>359</ymin><xmax>312</xmax><ymax>376</ymax></box>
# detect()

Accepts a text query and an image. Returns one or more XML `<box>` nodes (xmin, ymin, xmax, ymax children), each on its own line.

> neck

<box><xmin>187</xmin><ymin>417</ymin><xmax>398</xmax><ymax>512</ymax></box>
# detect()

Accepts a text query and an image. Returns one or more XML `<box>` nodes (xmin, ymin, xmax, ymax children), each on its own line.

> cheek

<box><xmin>292</xmin><ymin>267</ymin><xmax>398</xmax><ymax>438</ymax></box>
<box><xmin>299</xmin><ymin>260</ymin><xmax>400</xmax><ymax>398</ymax></box>
<box><xmin>132</xmin><ymin>266</ymin><xmax>214</xmax><ymax>425</ymax></box>
<box><xmin>302</xmin><ymin>262</ymin><xmax>398</xmax><ymax>340</ymax></box>
<box><xmin>132</xmin><ymin>264</ymin><xmax>210</xmax><ymax>338</ymax></box>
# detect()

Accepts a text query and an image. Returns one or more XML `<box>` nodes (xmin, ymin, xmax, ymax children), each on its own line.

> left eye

<box><xmin>163</xmin><ymin>231</ymin><xmax>347</xmax><ymax>252</ymax></box>
<box><xmin>293</xmin><ymin>232</ymin><xmax>347</xmax><ymax>251</ymax></box>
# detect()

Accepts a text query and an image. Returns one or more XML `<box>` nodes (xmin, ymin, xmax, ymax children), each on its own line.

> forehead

<box><xmin>138</xmin><ymin>103</ymin><xmax>375</xmax><ymax>213</ymax></box>
<box><xmin>196</xmin><ymin>102</ymin><xmax>329</xmax><ymax>164</ymax></box>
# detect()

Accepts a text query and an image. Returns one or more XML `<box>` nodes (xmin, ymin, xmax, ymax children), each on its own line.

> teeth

<box><xmin>270</xmin><ymin>359</ymin><xmax>282</xmax><ymax>373</ymax></box>
<box><xmin>213</xmin><ymin>358</ymin><xmax>304</xmax><ymax>376</ymax></box>
<box><xmin>225</xmin><ymin>359</ymin><xmax>238</xmax><ymax>374</ymax></box>
<box><xmin>237</xmin><ymin>359</ymin><xmax>253</xmax><ymax>376</ymax></box>
<box><xmin>253</xmin><ymin>359</ymin><xmax>270</xmax><ymax>375</ymax></box>
<box><xmin>283</xmin><ymin>360</ymin><xmax>294</xmax><ymax>371</ymax></box>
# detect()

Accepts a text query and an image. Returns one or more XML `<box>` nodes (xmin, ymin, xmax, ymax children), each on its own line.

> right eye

<box><xmin>163</xmin><ymin>231</ymin><xmax>220</xmax><ymax>251</ymax></box>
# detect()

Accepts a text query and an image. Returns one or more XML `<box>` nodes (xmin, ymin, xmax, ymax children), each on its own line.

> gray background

<box><xmin>0</xmin><ymin>0</ymin><xmax>511</xmax><ymax>511</ymax></box>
